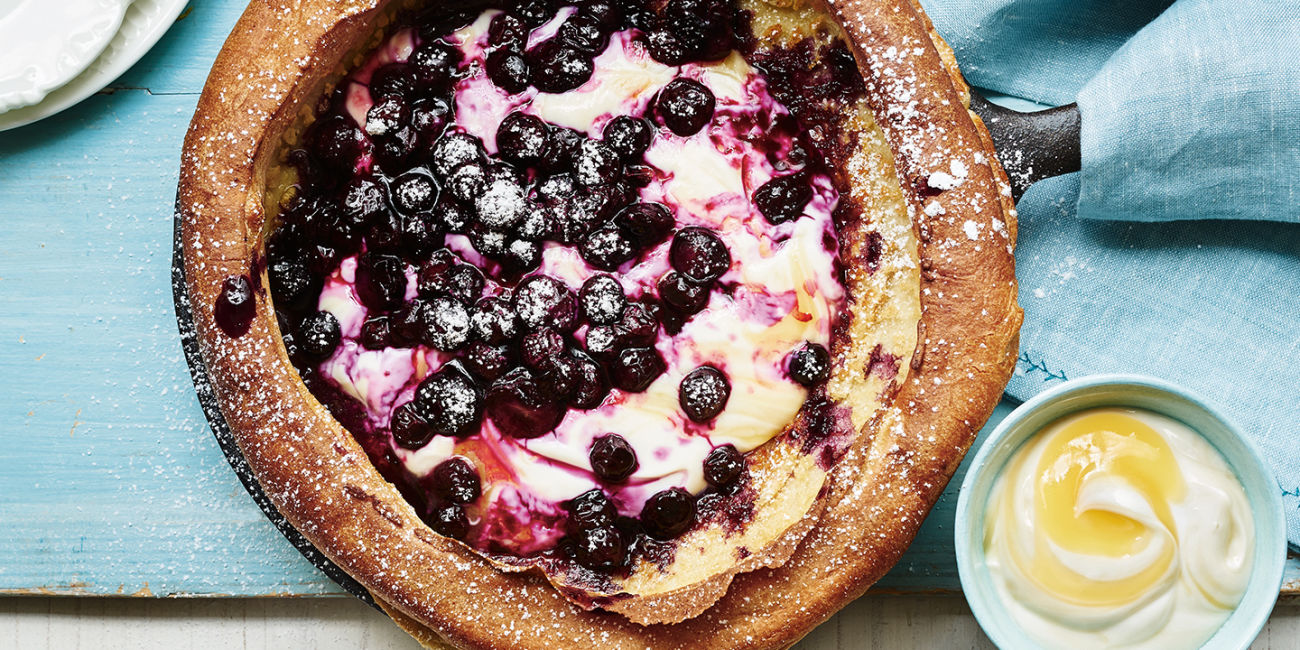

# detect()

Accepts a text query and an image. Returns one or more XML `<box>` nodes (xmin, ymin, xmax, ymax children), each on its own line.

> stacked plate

<box><xmin>0</xmin><ymin>0</ymin><xmax>189</xmax><ymax>131</ymax></box>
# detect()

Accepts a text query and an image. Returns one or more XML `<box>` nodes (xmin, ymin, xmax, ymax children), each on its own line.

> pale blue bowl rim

<box><xmin>954</xmin><ymin>374</ymin><xmax>1286</xmax><ymax>650</ymax></box>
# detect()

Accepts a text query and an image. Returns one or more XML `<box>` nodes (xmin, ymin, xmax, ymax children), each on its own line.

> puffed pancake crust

<box><xmin>178</xmin><ymin>0</ymin><xmax>1021</xmax><ymax>647</ymax></box>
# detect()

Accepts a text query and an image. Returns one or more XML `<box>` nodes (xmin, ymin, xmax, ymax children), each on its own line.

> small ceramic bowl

<box><xmin>955</xmin><ymin>374</ymin><xmax>1286</xmax><ymax>649</ymax></box>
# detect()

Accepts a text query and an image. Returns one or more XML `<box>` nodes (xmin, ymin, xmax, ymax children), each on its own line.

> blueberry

<box><xmin>447</xmin><ymin>161</ymin><xmax>488</xmax><ymax>204</ymax></box>
<box><xmin>418</xmin><ymin>256</ymin><xmax>484</xmax><ymax>304</ymax></box>
<box><xmin>657</xmin><ymin>271</ymin><xmax>710</xmax><ymax>314</ymax></box>
<box><xmin>463</xmin><ymin>341</ymin><xmax>512</xmax><ymax>381</ymax></box>
<box><xmin>566</xmin><ymin>488</ymin><xmax>616</xmax><ymax>532</ymax></box>
<box><xmin>579</xmin><ymin>1</ymin><xmax>622</xmax><ymax>32</ymax></box>
<box><xmin>470</xmin><ymin>296</ymin><xmax>519</xmax><ymax>343</ymax></box>
<box><xmin>639</xmin><ymin>488</ymin><xmax>695</xmax><ymax>539</ymax></box>
<box><xmin>364</xmin><ymin>210</ymin><xmax>404</xmax><ymax>255</ymax></box>
<box><xmin>429</xmin><ymin>503</ymin><xmax>469</xmax><ymax>539</ymax></box>
<box><xmin>431</xmin><ymin>197</ymin><xmax>472</xmax><ymax>233</ymax></box>
<box><xmin>644</xmin><ymin>29</ymin><xmax>691</xmax><ymax>66</ymax></box>
<box><xmin>410</xmin><ymin>41</ymin><xmax>461</xmax><ymax>90</ymax></box>
<box><xmin>410</xmin><ymin>97</ymin><xmax>452</xmax><ymax>145</ymax></box>
<box><xmin>365</xmin><ymin>95</ymin><xmax>410</xmax><ymax>139</ymax></box>
<box><xmin>558</xmin><ymin>12</ymin><xmax>609</xmax><ymax>55</ymax></box>
<box><xmin>391</xmin><ymin>170</ymin><xmax>440</xmax><ymax>214</ymax></box>
<box><xmin>580</xmin><ymin>226</ymin><xmax>636</xmax><ymax>270</ymax></box>
<box><xmin>613</xmin><ymin>202</ymin><xmax>674</xmax><ymax>247</ymax></box>
<box><xmin>469</xmin><ymin>226</ymin><xmax>508</xmax><ymax>257</ymax></box>
<box><xmin>429</xmin><ymin>131</ymin><xmax>486</xmax><ymax>178</ymax></box>
<box><xmin>515</xmin><ymin>0</ymin><xmax>555</xmax><ymax>26</ymax></box>
<box><xmin>656</xmin><ymin>78</ymin><xmax>715</xmax><ymax>136</ymax></box>
<box><xmin>556</xmin><ymin>183</ymin><xmax>631</xmax><ymax>243</ymax></box>
<box><xmin>399</xmin><ymin>212</ymin><xmax>444</xmax><ymax>259</ymax></box>
<box><xmin>787</xmin><ymin>342</ymin><xmax>830</xmax><ymax>387</ymax></box>
<box><xmin>702</xmin><ymin>444</ymin><xmax>744</xmax><ymax>487</ymax></box>
<box><xmin>368</xmin><ymin>62</ymin><xmax>416</xmax><ymax>98</ymax></box>
<box><xmin>516</xmin><ymin>206</ymin><xmax>555</xmax><ymax>241</ymax></box>
<box><xmin>500</xmin><ymin>238</ymin><xmax>543</xmax><ymax>274</ymax></box>
<box><xmin>572</xmin><ymin>524</ymin><xmax>625</xmax><ymax>571</ymax></box>
<box><xmin>589</xmin><ymin>433</ymin><xmax>637</xmax><ymax>483</ymax></box>
<box><xmin>497</xmin><ymin>112</ymin><xmax>550</xmax><ymax>165</ymax></box>
<box><xmin>678</xmin><ymin>365</ymin><xmax>730</xmax><ymax>422</ymax></box>
<box><xmin>359</xmin><ymin>316</ymin><xmax>392</xmax><ymax>351</ymax></box>
<box><xmin>540</xmin><ymin>127</ymin><xmax>585</xmax><ymax>172</ymax></box>
<box><xmin>311</xmin><ymin>115</ymin><xmax>367</xmax><ymax>170</ymax></box>
<box><xmin>431</xmin><ymin>457</ymin><xmax>481</xmax><ymax>504</ymax></box>
<box><xmin>390</xmin><ymin>299</ymin><xmax>431</xmax><ymax>348</ymax></box>
<box><xmin>485</xmin><ymin>366</ymin><xmax>566</xmax><ymax>438</ymax></box>
<box><xmin>391</xmin><ymin>401</ymin><xmax>433</xmax><ymax>449</ymax></box>
<box><xmin>535</xmin><ymin>173</ymin><xmax>578</xmax><ymax>203</ymax></box>
<box><xmin>341</xmin><ymin>175</ymin><xmax>389</xmax><ymax>227</ymax></box>
<box><xmin>580</xmin><ymin>275</ymin><xmax>626</xmax><ymax>325</ymax></box>
<box><xmin>486</xmin><ymin>48</ymin><xmax>531</xmax><ymax>94</ymax></box>
<box><xmin>616</xmin><ymin>302</ymin><xmax>659</xmax><ymax>345</ymax></box>
<box><xmin>669</xmin><ymin>227</ymin><xmax>730</xmax><ymax>283</ymax></box>
<box><xmin>420</xmin><ymin>295</ymin><xmax>472</xmax><ymax>351</ymax></box>
<box><xmin>602</xmin><ymin>116</ymin><xmax>653</xmax><ymax>161</ymax></box>
<box><xmin>414</xmin><ymin>365</ymin><xmax>484</xmax><ymax>437</ymax></box>
<box><xmin>513</xmin><ymin>275</ymin><xmax>579</xmax><ymax>332</ymax></box>
<box><xmin>521</xmin><ymin>327</ymin><xmax>566</xmax><ymax>369</ymax></box>
<box><xmin>299</xmin><ymin>311</ymin><xmax>341</xmax><ymax>359</ymax></box>
<box><xmin>610</xmin><ymin>346</ymin><xmax>665</xmax><ymax>392</ymax></box>
<box><xmin>754</xmin><ymin>173</ymin><xmax>813</xmax><ymax>224</ymax></box>
<box><xmin>488</xmin><ymin>13</ymin><xmax>529</xmax><ymax>49</ymax></box>
<box><xmin>475</xmin><ymin>175</ymin><xmax>529</xmax><ymax>230</ymax></box>
<box><xmin>569</xmin><ymin>350</ymin><xmax>610</xmax><ymax>409</ymax></box>
<box><xmin>573</xmin><ymin>139</ymin><xmax>622</xmax><ymax>186</ymax></box>
<box><xmin>583</xmin><ymin>325</ymin><xmax>620</xmax><ymax>359</ymax></box>
<box><xmin>539</xmin><ymin>354</ymin><xmax>582</xmax><ymax>398</ymax></box>
<box><xmin>527</xmin><ymin>40</ymin><xmax>594</xmax><ymax>93</ymax></box>
<box><xmin>269</xmin><ymin>258</ymin><xmax>314</xmax><ymax>312</ymax></box>
<box><xmin>623</xmin><ymin>164</ymin><xmax>655</xmax><ymax>187</ymax></box>
<box><xmin>355</xmin><ymin>253</ymin><xmax>408</xmax><ymax>311</ymax></box>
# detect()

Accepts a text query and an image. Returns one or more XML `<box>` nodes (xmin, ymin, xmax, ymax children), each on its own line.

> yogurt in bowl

<box><xmin>955</xmin><ymin>375</ymin><xmax>1286</xmax><ymax>649</ymax></box>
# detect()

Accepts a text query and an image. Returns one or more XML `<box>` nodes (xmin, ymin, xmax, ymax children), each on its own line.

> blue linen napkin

<box><xmin>917</xmin><ymin>0</ymin><xmax>1300</xmax><ymax>546</ymax></box>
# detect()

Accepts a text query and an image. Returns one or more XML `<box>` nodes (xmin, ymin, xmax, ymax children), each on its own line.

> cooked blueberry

<box><xmin>311</xmin><ymin>115</ymin><xmax>366</xmax><ymax>170</ymax></box>
<box><xmin>475</xmin><ymin>175</ymin><xmax>529</xmax><ymax>230</ymax></box>
<box><xmin>670</xmin><ymin>227</ymin><xmax>730</xmax><ymax>283</ymax></box>
<box><xmin>613</xmin><ymin>202</ymin><xmax>674</xmax><ymax>247</ymax></box>
<box><xmin>678</xmin><ymin>365</ymin><xmax>730</xmax><ymax>422</ymax></box>
<box><xmin>359</xmin><ymin>316</ymin><xmax>392</xmax><ymax>350</ymax></box>
<box><xmin>535</xmin><ymin>172</ymin><xmax>578</xmax><ymax>203</ymax></box>
<box><xmin>639</xmin><ymin>488</ymin><xmax>695</xmax><ymax>539</ymax></box>
<box><xmin>644</xmin><ymin>28</ymin><xmax>691</xmax><ymax>66</ymax></box>
<box><xmin>488</xmin><ymin>13</ymin><xmax>529</xmax><ymax>49</ymax></box>
<box><xmin>623</xmin><ymin>164</ymin><xmax>654</xmax><ymax>187</ymax></box>
<box><xmin>521</xmin><ymin>327</ymin><xmax>566</xmax><ymax>369</ymax></box>
<box><xmin>540</xmin><ymin>127</ymin><xmax>585</xmax><ymax>172</ymax></box>
<box><xmin>355</xmin><ymin>253</ymin><xmax>408</xmax><ymax>311</ymax></box>
<box><xmin>390</xmin><ymin>299</ymin><xmax>430</xmax><ymax>348</ymax></box>
<box><xmin>485</xmin><ymin>366</ymin><xmax>566</xmax><ymax>438</ymax></box>
<box><xmin>410</xmin><ymin>97</ymin><xmax>452</xmax><ymax>144</ymax></box>
<box><xmin>414</xmin><ymin>365</ymin><xmax>483</xmax><ymax>437</ymax></box>
<box><xmin>572</xmin><ymin>524</ymin><xmax>625</xmax><ymax>570</ymax></box>
<box><xmin>399</xmin><ymin>212</ymin><xmax>444</xmax><ymax>258</ymax></box>
<box><xmin>569</xmin><ymin>350</ymin><xmax>609</xmax><ymax>408</ymax></box>
<box><xmin>656</xmin><ymin>78</ymin><xmax>715</xmax><ymax>136</ymax></box>
<box><xmin>528</xmin><ymin>40</ymin><xmax>594</xmax><ymax>93</ymax></box>
<box><xmin>410</xmin><ymin>41</ymin><xmax>461</xmax><ymax>90</ymax></box>
<box><xmin>657</xmin><ymin>271</ymin><xmax>709</xmax><ymax>314</ymax></box>
<box><xmin>602</xmin><ymin>116</ymin><xmax>652</xmax><ymax>161</ymax></box>
<box><xmin>470</xmin><ymin>296</ymin><xmax>518</xmax><ymax>343</ymax></box>
<box><xmin>269</xmin><ymin>258</ymin><xmax>313</xmax><ymax>312</ymax></box>
<box><xmin>418</xmin><ymin>257</ymin><xmax>484</xmax><ymax>304</ymax></box>
<box><xmin>430</xmin><ymin>131</ymin><xmax>486</xmax><ymax>178</ymax></box>
<box><xmin>432</xmin><ymin>457</ymin><xmax>481</xmax><ymax>504</ymax></box>
<box><xmin>787</xmin><ymin>342</ymin><xmax>830</xmax><ymax>387</ymax></box>
<box><xmin>754</xmin><ymin>173</ymin><xmax>813</xmax><ymax>224</ymax></box>
<box><xmin>515</xmin><ymin>0</ymin><xmax>555</xmax><ymax>26</ymax></box>
<box><xmin>580</xmin><ymin>1</ymin><xmax>622</xmax><ymax>31</ymax></box>
<box><xmin>420</xmin><ymin>295</ymin><xmax>472</xmax><ymax>351</ymax></box>
<box><xmin>516</xmin><ymin>206</ymin><xmax>555</xmax><ymax>241</ymax></box>
<box><xmin>215</xmin><ymin>275</ymin><xmax>256</xmax><ymax>338</ymax></box>
<box><xmin>566</xmin><ymin>488</ymin><xmax>616</xmax><ymax>532</ymax></box>
<box><xmin>500</xmin><ymin>238</ymin><xmax>543</xmax><ymax>274</ymax></box>
<box><xmin>539</xmin><ymin>354</ymin><xmax>581</xmax><ymax>397</ymax></box>
<box><xmin>447</xmin><ymin>161</ymin><xmax>488</xmax><ymax>204</ymax></box>
<box><xmin>463</xmin><ymin>341</ymin><xmax>512</xmax><ymax>381</ymax></box>
<box><xmin>573</xmin><ymin>139</ymin><xmax>621</xmax><ymax>186</ymax></box>
<box><xmin>364</xmin><ymin>210</ymin><xmax>404</xmax><ymax>255</ymax></box>
<box><xmin>580</xmin><ymin>226</ymin><xmax>636</xmax><ymax>270</ymax></box>
<box><xmin>341</xmin><ymin>175</ymin><xmax>389</xmax><ymax>227</ymax></box>
<box><xmin>583</xmin><ymin>324</ymin><xmax>620</xmax><ymax>359</ymax></box>
<box><xmin>391</xmin><ymin>171</ymin><xmax>439</xmax><ymax>214</ymax></box>
<box><xmin>580</xmin><ymin>275</ymin><xmax>626</xmax><ymax>325</ymax></box>
<box><xmin>486</xmin><ymin>48</ymin><xmax>531</xmax><ymax>94</ymax></box>
<box><xmin>589</xmin><ymin>434</ymin><xmax>637</xmax><ymax>483</ymax></box>
<box><xmin>610</xmin><ymin>346</ymin><xmax>665</xmax><ymax>392</ymax></box>
<box><xmin>299</xmin><ymin>310</ymin><xmax>341</xmax><ymax>359</ymax></box>
<box><xmin>365</xmin><ymin>95</ymin><xmax>410</xmax><ymax>139</ymax></box>
<box><xmin>496</xmin><ymin>112</ymin><xmax>550</xmax><ymax>165</ymax></box>
<box><xmin>558</xmin><ymin>12</ymin><xmax>609</xmax><ymax>54</ymax></box>
<box><xmin>469</xmin><ymin>226</ymin><xmax>508</xmax><ymax>257</ymax></box>
<box><xmin>702</xmin><ymin>444</ymin><xmax>744</xmax><ymax>487</ymax></box>
<box><xmin>513</xmin><ymin>275</ymin><xmax>579</xmax><ymax>332</ymax></box>
<box><xmin>557</xmin><ymin>183</ymin><xmax>630</xmax><ymax>243</ymax></box>
<box><xmin>616</xmin><ymin>302</ymin><xmax>659</xmax><ymax>345</ymax></box>
<box><xmin>368</xmin><ymin>62</ymin><xmax>416</xmax><ymax>98</ymax></box>
<box><xmin>429</xmin><ymin>503</ymin><xmax>469</xmax><ymax>539</ymax></box>
<box><xmin>391</xmin><ymin>401</ymin><xmax>433</xmax><ymax>449</ymax></box>
<box><xmin>431</xmin><ymin>197</ymin><xmax>472</xmax><ymax>233</ymax></box>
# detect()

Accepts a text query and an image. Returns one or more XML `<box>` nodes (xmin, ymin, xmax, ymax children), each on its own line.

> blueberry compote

<box><xmin>267</xmin><ymin>0</ymin><xmax>862</xmax><ymax>580</ymax></box>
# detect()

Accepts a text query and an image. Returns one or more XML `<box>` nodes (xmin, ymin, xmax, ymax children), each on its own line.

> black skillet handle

<box><xmin>969</xmin><ymin>92</ymin><xmax>1081</xmax><ymax>202</ymax></box>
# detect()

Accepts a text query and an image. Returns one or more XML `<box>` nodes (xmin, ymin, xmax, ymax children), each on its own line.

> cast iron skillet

<box><xmin>171</xmin><ymin>97</ymin><xmax>1081</xmax><ymax>608</ymax></box>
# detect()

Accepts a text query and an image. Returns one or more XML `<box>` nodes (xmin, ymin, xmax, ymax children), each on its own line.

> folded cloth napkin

<box><xmin>918</xmin><ymin>0</ymin><xmax>1300</xmax><ymax>546</ymax></box>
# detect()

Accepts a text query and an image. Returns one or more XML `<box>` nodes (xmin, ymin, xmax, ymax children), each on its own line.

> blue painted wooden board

<box><xmin>0</xmin><ymin>0</ymin><xmax>1295</xmax><ymax>599</ymax></box>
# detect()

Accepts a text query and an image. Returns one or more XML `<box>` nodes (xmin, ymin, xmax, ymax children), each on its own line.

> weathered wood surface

<box><xmin>0</xmin><ymin>0</ymin><xmax>1295</xmax><ymax>600</ymax></box>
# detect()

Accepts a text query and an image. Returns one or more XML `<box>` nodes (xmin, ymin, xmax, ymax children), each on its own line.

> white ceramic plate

<box><xmin>0</xmin><ymin>0</ymin><xmax>130</xmax><ymax>112</ymax></box>
<box><xmin>0</xmin><ymin>0</ymin><xmax>189</xmax><ymax>131</ymax></box>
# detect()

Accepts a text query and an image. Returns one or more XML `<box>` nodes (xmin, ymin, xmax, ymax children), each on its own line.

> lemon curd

<box><xmin>984</xmin><ymin>408</ymin><xmax>1254</xmax><ymax>648</ymax></box>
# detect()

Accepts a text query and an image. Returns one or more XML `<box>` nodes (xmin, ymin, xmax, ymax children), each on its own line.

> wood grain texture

<box><xmin>0</xmin><ymin>0</ymin><xmax>1295</xmax><ymax>606</ymax></box>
